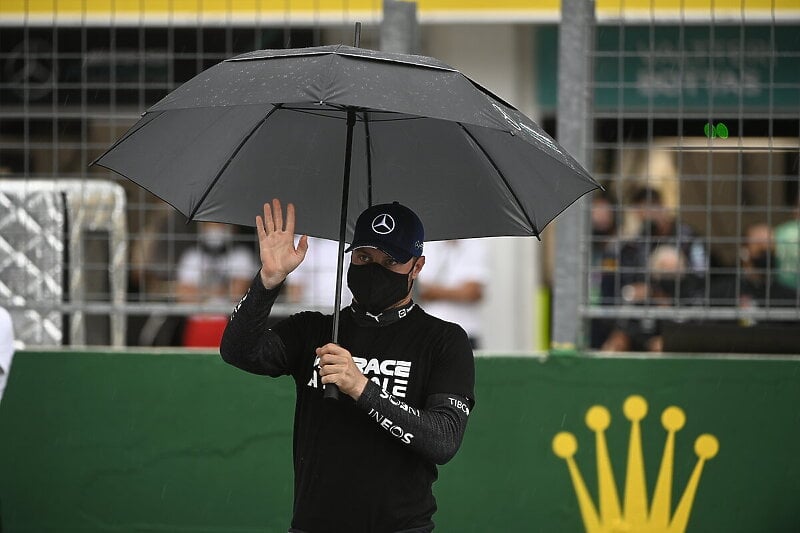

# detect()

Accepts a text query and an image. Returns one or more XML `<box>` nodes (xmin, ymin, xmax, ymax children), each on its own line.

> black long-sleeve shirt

<box><xmin>220</xmin><ymin>275</ymin><xmax>475</xmax><ymax>533</ymax></box>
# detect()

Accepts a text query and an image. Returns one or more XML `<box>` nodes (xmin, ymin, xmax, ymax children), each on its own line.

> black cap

<box><xmin>345</xmin><ymin>202</ymin><xmax>424</xmax><ymax>263</ymax></box>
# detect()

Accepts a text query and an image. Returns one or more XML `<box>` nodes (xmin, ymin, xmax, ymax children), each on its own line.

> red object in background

<box><xmin>182</xmin><ymin>315</ymin><xmax>229</xmax><ymax>347</ymax></box>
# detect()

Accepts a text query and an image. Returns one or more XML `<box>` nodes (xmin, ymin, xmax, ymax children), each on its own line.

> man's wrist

<box><xmin>259</xmin><ymin>269</ymin><xmax>286</xmax><ymax>290</ymax></box>
<box><xmin>349</xmin><ymin>375</ymin><xmax>369</xmax><ymax>401</ymax></box>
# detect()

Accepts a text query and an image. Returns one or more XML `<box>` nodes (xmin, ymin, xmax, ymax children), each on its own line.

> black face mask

<box><xmin>751</xmin><ymin>251</ymin><xmax>776</xmax><ymax>272</ymax></box>
<box><xmin>347</xmin><ymin>262</ymin><xmax>413</xmax><ymax>314</ymax></box>
<box><xmin>654</xmin><ymin>278</ymin><xmax>679</xmax><ymax>298</ymax></box>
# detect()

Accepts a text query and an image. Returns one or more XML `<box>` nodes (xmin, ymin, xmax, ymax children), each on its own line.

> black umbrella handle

<box><xmin>323</xmin><ymin>232</ymin><xmax>345</xmax><ymax>400</ymax></box>
<box><xmin>324</xmin><ymin>108</ymin><xmax>357</xmax><ymax>401</ymax></box>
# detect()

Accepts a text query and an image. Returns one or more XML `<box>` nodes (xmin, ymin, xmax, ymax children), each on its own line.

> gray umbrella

<box><xmin>94</xmin><ymin>41</ymin><xmax>600</xmax><ymax>397</ymax></box>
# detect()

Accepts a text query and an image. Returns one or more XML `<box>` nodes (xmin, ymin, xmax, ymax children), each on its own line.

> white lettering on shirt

<box><xmin>307</xmin><ymin>356</ymin><xmax>413</xmax><ymax>397</ymax></box>
<box><xmin>368</xmin><ymin>408</ymin><xmax>414</xmax><ymax>445</ymax></box>
<box><xmin>352</xmin><ymin>357</ymin><xmax>413</xmax><ymax>399</ymax></box>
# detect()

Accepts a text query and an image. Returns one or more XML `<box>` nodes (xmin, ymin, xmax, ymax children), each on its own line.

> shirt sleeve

<box><xmin>219</xmin><ymin>273</ymin><xmax>292</xmax><ymax>376</ymax></box>
<box><xmin>356</xmin><ymin>381</ymin><xmax>472</xmax><ymax>465</ymax></box>
<box><xmin>355</xmin><ymin>320</ymin><xmax>476</xmax><ymax>465</ymax></box>
<box><xmin>427</xmin><ymin>323</ymin><xmax>476</xmax><ymax>406</ymax></box>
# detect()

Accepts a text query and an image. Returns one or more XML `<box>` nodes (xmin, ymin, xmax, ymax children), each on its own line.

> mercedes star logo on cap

<box><xmin>371</xmin><ymin>214</ymin><xmax>395</xmax><ymax>234</ymax></box>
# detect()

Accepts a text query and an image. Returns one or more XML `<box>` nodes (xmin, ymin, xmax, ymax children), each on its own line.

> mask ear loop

<box><xmin>406</xmin><ymin>257</ymin><xmax>421</xmax><ymax>296</ymax></box>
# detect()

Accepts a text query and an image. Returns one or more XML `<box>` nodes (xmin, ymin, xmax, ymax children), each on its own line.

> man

<box><xmin>176</xmin><ymin>221</ymin><xmax>258</xmax><ymax>305</ymax></box>
<box><xmin>774</xmin><ymin>191</ymin><xmax>799</xmax><ymax>291</ymax></box>
<box><xmin>710</xmin><ymin>222</ymin><xmax>798</xmax><ymax>310</ymax></box>
<box><xmin>220</xmin><ymin>199</ymin><xmax>475</xmax><ymax>533</ymax></box>
<box><xmin>0</xmin><ymin>305</ymin><xmax>13</xmax><ymax>533</ymax></box>
<box><xmin>417</xmin><ymin>239</ymin><xmax>488</xmax><ymax>348</ymax></box>
<box><xmin>176</xmin><ymin>221</ymin><xmax>258</xmax><ymax>347</ymax></box>
<box><xmin>0</xmin><ymin>306</ymin><xmax>13</xmax><ymax>404</ymax></box>
<box><xmin>616</xmin><ymin>186</ymin><xmax>708</xmax><ymax>304</ymax></box>
<box><xmin>601</xmin><ymin>245</ymin><xmax>698</xmax><ymax>352</ymax></box>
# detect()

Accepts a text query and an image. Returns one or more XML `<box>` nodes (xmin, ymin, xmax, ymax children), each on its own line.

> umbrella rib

<box><xmin>458</xmin><ymin>123</ymin><xmax>540</xmax><ymax>236</ymax></box>
<box><xmin>187</xmin><ymin>104</ymin><xmax>282</xmax><ymax>221</ymax></box>
<box><xmin>281</xmin><ymin>105</ymin><xmax>425</xmax><ymax>124</ymax></box>
<box><xmin>282</xmin><ymin>107</ymin><xmax>350</xmax><ymax>120</ymax></box>
<box><xmin>361</xmin><ymin>116</ymin><xmax>425</xmax><ymax>123</ymax></box>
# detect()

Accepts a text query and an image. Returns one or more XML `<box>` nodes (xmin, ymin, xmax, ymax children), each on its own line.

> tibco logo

<box><xmin>449</xmin><ymin>397</ymin><xmax>470</xmax><ymax>416</ymax></box>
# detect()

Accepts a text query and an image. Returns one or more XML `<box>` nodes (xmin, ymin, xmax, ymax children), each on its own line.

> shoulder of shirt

<box><xmin>273</xmin><ymin>310</ymin><xmax>332</xmax><ymax>335</ymax></box>
<box><xmin>284</xmin><ymin>310</ymin><xmax>331</xmax><ymax>323</ymax></box>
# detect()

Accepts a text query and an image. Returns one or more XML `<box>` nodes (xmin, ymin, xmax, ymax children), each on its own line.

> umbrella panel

<box><xmin>198</xmin><ymin>107</ymin><xmax>539</xmax><ymax>240</ymax></box>
<box><xmin>150</xmin><ymin>47</ymin><xmax>521</xmax><ymax>134</ymax></box>
<box><xmin>96</xmin><ymin>104</ymin><xmax>599</xmax><ymax>240</ymax></box>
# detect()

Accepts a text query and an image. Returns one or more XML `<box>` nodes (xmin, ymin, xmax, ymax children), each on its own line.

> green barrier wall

<box><xmin>1</xmin><ymin>350</ymin><xmax>799</xmax><ymax>532</ymax></box>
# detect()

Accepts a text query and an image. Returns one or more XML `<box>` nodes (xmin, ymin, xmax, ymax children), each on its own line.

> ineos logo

<box><xmin>371</xmin><ymin>214</ymin><xmax>395</xmax><ymax>235</ymax></box>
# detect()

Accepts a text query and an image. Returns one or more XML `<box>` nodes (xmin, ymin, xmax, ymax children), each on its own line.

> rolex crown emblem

<box><xmin>552</xmin><ymin>395</ymin><xmax>719</xmax><ymax>533</ymax></box>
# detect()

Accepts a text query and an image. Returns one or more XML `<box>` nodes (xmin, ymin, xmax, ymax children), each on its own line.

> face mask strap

<box><xmin>405</xmin><ymin>256</ymin><xmax>422</xmax><ymax>289</ymax></box>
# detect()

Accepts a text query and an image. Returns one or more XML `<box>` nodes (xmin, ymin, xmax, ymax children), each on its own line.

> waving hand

<box><xmin>256</xmin><ymin>199</ymin><xmax>309</xmax><ymax>289</ymax></box>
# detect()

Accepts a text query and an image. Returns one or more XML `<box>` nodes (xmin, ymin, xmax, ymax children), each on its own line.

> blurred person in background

<box><xmin>601</xmin><ymin>245</ymin><xmax>698</xmax><ymax>352</ymax></box>
<box><xmin>285</xmin><ymin>236</ymin><xmax>351</xmax><ymax>310</ymax></box>
<box><xmin>176</xmin><ymin>222</ymin><xmax>257</xmax><ymax>304</ymax></box>
<box><xmin>0</xmin><ymin>306</ymin><xmax>13</xmax><ymax>404</ymax></box>
<box><xmin>176</xmin><ymin>221</ymin><xmax>258</xmax><ymax>347</ymax></box>
<box><xmin>0</xmin><ymin>306</ymin><xmax>13</xmax><ymax>532</ymax></box>
<box><xmin>711</xmin><ymin>222</ymin><xmax>798</xmax><ymax>310</ymax></box>
<box><xmin>774</xmin><ymin>189</ymin><xmax>800</xmax><ymax>292</ymax></box>
<box><xmin>588</xmin><ymin>190</ymin><xmax>621</xmax><ymax>348</ymax></box>
<box><xmin>417</xmin><ymin>239</ymin><xmax>488</xmax><ymax>349</ymax></box>
<box><xmin>615</xmin><ymin>186</ymin><xmax>708</xmax><ymax>305</ymax></box>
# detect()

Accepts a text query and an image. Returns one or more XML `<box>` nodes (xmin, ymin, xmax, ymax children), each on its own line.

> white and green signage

<box><xmin>537</xmin><ymin>25</ymin><xmax>800</xmax><ymax>111</ymax></box>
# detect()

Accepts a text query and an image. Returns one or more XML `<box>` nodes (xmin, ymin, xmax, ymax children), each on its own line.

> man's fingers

<box><xmin>318</xmin><ymin>353</ymin><xmax>345</xmax><ymax>366</ymax></box>
<box><xmin>296</xmin><ymin>234</ymin><xmax>309</xmax><ymax>260</ymax></box>
<box><xmin>263</xmin><ymin>202</ymin><xmax>275</xmax><ymax>233</ymax></box>
<box><xmin>316</xmin><ymin>343</ymin><xmax>344</xmax><ymax>356</ymax></box>
<box><xmin>272</xmin><ymin>198</ymin><xmax>283</xmax><ymax>232</ymax></box>
<box><xmin>285</xmin><ymin>202</ymin><xmax>296</xmax><ymax>235</ymax></box>
<box><xmin>256</xmin><ymin>215</ymin><xmax>266</xmax><ymax>240</ymax></box>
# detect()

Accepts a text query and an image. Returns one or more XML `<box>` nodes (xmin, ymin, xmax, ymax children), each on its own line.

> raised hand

<box><xmin>256</xmin><ymin>199</ymin><xmax>309</xmax><ymax>289</ymax></box>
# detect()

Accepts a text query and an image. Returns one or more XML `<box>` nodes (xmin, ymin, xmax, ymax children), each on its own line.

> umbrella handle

<box><xmin>324</xmin><ymin>108</ymin><xmax>357</xmax><ymax>401</ymax></box>
<box><xmin>323</xmin><ymin>382</ymin><xmax>340</xmax><ymax>399</ymax></box>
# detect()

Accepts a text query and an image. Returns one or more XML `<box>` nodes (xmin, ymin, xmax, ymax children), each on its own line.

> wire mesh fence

<box><xmin>583</xmin><ymin>15</ymin><xmax>800</xmax><ymax>352</ymax></box>
<box><xmin>0</xmin><ymin>24</ymin><xmax>343</xmax><ymax>346</ymax></box>
<box><xmin>0</xmin><ymin>3</ymin><xmax>798</xmax><ymax>351</ymax></box>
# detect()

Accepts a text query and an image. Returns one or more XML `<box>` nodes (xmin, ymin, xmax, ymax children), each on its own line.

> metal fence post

<box><xmin>381</xmin><ymin>0</ymin><xmax>419</xmax><ymax>54</ymax></box>
<box><xmin>553</xmin><ymin>0</ymin><xmax>594</xmax><ymax>350</ymax></box>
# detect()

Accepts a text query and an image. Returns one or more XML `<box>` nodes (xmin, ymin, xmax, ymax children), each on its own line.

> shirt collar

<box><xmin>349</xmin><ymin>301</ymin><xmax>416</xmax><ymax>327</ymax></box>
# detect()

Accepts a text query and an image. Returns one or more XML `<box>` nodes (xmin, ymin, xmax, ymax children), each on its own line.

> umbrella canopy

<box><xmin>94</xmin><ymin>44</ymin><xmax>600</xmax><ymax>242</ymax></box>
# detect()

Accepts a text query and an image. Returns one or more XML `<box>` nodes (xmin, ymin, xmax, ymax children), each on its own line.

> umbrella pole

<box><xmin>325</xmin><ymin>108</ymin><xmax>357</xmax><ymax>400</ymax></box>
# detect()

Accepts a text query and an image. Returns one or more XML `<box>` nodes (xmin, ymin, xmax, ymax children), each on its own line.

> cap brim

<box><xmin>345</xmin><ymin>242</ymin><xmax>414</xmax><ymax>263</ymax></box>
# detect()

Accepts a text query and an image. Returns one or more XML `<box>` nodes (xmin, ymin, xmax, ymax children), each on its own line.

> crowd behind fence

<box><xmin>0</xmin><ymin>14</ymin><xmax>798</xmax><ymax>352</ymax></box>
<box><xmin>582</xmin><ymin>22</ymin><xmax>799</xmax><ymax>352</ymax></box>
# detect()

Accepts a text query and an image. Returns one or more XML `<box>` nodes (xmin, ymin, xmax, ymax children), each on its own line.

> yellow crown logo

<box><xmin>552</xmin><ymin>395</ymin><xmax>719</xmax><ymax>533</ymax></box>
